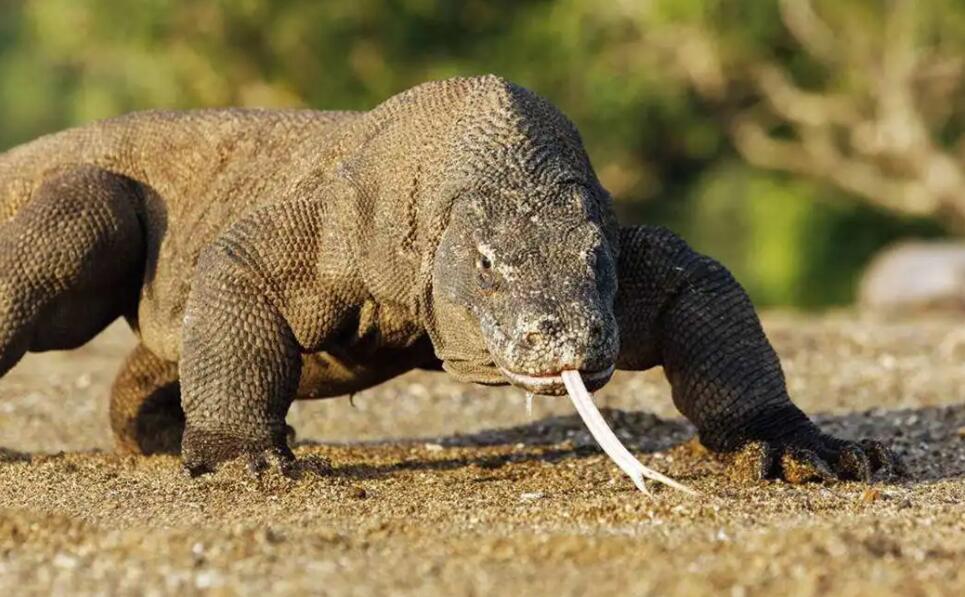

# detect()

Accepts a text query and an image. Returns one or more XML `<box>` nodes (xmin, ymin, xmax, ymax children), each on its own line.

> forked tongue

<box><xmin>560</xmin><ymin>370</ymin><xmax>698</xmax><ymax>496</ymax></box>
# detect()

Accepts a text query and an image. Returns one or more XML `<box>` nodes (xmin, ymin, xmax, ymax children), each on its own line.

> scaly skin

<box><xmin>110</xmin><ymin>343</ymin><xmax>182</xmax><ymax>454</ymax></box>
<box><xmin>0</xmin><ymin>75</ymin><xmax>899</xmax><ymax>483</ymax></box>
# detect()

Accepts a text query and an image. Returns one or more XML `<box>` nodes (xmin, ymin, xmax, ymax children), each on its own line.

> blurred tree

<box><xmin>613</xmin><ymin>0</ymin><xmax>965</xmax><ymax>230</ymax></box>
<box><xmin>0</xmin><ymin>0</ymin><xmax>958</xmax><ymax>306</ymax></box>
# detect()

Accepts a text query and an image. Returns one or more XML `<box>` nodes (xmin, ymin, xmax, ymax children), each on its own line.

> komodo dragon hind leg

<box><xmin>110</xmin><ymin>344</ymin><xmax>183</xmax><ymax>455</ymax></box>
<box><xmin>0</xmin><ymin>165</ymin><xmax>144</xmax><ymax>376</ymax></box>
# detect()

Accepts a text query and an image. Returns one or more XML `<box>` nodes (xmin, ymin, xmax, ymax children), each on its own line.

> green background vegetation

<box><xmin>1</xmin><ymin>0</ymin><xmax>960</xmax><ymax>307</ymax></box>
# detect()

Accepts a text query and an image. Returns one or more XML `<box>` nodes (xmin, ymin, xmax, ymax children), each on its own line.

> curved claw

<box><xmin>183</xmin><ymin>461</ymin><xmax>214</xmax><ymax>479</ymax></box>
<box><xmin>727</xmin><ymin>441</ymin><xmax>778</xmax><ymax>483</ymax></box>
<box><xmin>860</xmin><ymin>439</ymin><xmax>906</xmax><ymax>480</ymax></box>
<box><xmin>780</xmin><ymin>446</ymin><xmax>837</xmax><ymax>484</ymax></box>
<box><xmin>246</xmin><ymin>446</ymin><xmax>298</xmax><ymax>479</ymax></box>
<box><xmin>833</xmin><ymin>443</ymin><xmax>873</xmax><ymax>481</ymax></box>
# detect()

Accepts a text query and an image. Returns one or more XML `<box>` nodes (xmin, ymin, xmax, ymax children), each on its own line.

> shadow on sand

<box><xmin>301</xmin><ymin>403</ymin><xmax>964</xmax><ymax>484</ymax></box>
<box><xmin>2</xmin><ymin>404</ymin><xmax>960</xmax><ymax>484</ymax></box>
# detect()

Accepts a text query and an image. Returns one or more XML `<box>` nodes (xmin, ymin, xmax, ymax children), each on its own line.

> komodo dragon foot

<box><xmin>726</xmin><ymin>431</ymin><xmax>904</xmax><ymax>484</ymax></box>
<box><xmin>181</xmin><ymin>427</ymin><xmax>298</xmax><ymax>479</ymax></box>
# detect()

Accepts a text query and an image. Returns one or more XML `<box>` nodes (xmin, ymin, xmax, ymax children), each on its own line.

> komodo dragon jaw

<box><xmin>498</xmin><ymin>364</ymin><xmax>615</xmax><ymax>396</ymax></box>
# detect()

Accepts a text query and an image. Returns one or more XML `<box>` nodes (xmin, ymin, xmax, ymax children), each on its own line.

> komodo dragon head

<box><xmin>427</xmin><ymin>77</ymin><xmax>620</xmax><ymax>396</ymax></box>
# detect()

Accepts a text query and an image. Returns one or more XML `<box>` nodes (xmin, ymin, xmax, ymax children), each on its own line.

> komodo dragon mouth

<box><xmin>498</xmin><ymin>364</ymin><xmax>614</xmax><ymax>395</ymax></box>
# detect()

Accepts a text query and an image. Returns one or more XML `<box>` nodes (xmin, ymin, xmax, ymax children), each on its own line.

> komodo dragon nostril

<box><xmin>523</xmin><ymin>331</ymin><xmax>543</xmax><ymax>348</ymax></box>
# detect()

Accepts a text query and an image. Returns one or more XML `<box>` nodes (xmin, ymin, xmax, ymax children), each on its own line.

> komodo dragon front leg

<box><xmin>177</xmin><ymin>191</ymin><xmax>368</xmax><ymax>475</ymax></box>
<box><xmin>615</xmin><ymin>225</ymin><xmax>901</xmax><ymax>483</ymax></box>
<box><xmin>109</xmin><ymin>344</ymin><xmax>350</xmax><ymax>456</ymax></box>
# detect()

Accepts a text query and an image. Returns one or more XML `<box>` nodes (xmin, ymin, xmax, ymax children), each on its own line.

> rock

<box><xmin>859</xmin><ymin>242</ymin><xmax>965</xmax><ymax>312</ymax></box>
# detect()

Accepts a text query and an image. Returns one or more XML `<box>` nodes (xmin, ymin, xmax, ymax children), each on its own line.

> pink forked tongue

<box><xmin>560</xmin><ymin>370</ymin><xmax>698</xmax><ymax>496</ymax></box>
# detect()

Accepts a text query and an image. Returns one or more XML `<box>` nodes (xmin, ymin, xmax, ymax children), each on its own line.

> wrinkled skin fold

<box><xmin>0</xmin><ymin>75</ymin><xmax>900</xmax><ymax>484</ymax></box>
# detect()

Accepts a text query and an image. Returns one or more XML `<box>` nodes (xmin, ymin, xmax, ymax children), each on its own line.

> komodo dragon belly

<box><xmin>295</xmin><ymin>336</ymin><xmax>440</xmax><ymax>400</ymax></box>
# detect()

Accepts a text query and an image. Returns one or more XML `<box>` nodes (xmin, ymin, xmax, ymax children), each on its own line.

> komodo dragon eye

<box><xmin>475</xmin><ymin>253</ymin><xmax>497</xmax><ymax>292</ymax></box>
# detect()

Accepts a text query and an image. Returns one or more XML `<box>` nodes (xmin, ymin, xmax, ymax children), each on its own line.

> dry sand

<box><xmin>0</xmin><ymin>312</ymin><xmax>963</xmax><ymax>596</ymax></box>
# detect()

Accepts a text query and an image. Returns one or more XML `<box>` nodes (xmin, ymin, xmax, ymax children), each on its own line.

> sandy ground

<box><xmin>0</xmin><ymin>312</ymin><xmax>963</xmax><ymax>596</ymax></box>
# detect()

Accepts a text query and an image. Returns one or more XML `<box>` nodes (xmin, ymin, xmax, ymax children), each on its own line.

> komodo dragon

<box><xmin>0</xmin><ymin>75</ymin><xmax>899</xmax><ymax>482</ymax></box>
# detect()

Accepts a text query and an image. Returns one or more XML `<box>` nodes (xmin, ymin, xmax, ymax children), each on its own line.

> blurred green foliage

<box><xmin>0</xmin><ymin>0</ymin><xmax>955</xmax><ymax>307</ymax></box>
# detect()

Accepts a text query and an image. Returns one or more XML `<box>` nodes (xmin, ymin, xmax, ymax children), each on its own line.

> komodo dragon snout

<box><xmin>430</xmin><ymin>182</ymin><xmax>620</xmax><ymax>396</ymax></box>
